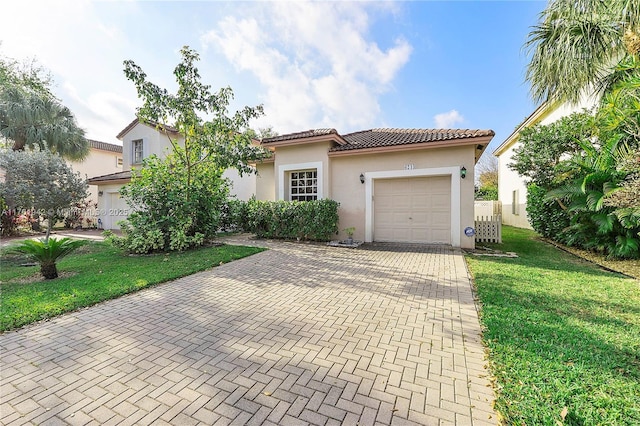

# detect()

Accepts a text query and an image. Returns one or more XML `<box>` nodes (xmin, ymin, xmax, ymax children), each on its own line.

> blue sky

<box><xmin>0</xmin><ymin>1</ymin><xmax>545</xmax><ymax>156</ymax></box>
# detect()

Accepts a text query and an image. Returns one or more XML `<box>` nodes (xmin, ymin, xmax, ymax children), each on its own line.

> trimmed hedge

<box><xmin>223</xmin><ymin>199</ymin><xmax>339</xmax><ymax>241</ymax></box>
<box><xmin>526</xmin><ymin>183</ymin><xmax>570</xmax><ymax>239</ymax></box>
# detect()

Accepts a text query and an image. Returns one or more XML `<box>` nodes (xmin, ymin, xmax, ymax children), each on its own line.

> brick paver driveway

<box><xmin>1</xmin><ymin>237</ymin><xmax>496</xmax><ymax>425</ymax></box>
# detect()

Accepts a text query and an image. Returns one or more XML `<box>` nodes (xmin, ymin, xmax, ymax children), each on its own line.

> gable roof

<box><xmin>88</xmin><ymin>139</ymin><xmax>122</xmax><ymax>153</ymax></box>
<box><xmin>116</xmin><ymin>118</ymin><xmax>179</xmax><ymax>140</ymax></box>
<box><xmin>333</xmin><ymin>128</ymin><xmax>495</xmax><ymax>152</ymax></box>
<box><xmin>492</xmin><ymin>102</ymin><xmax>553</xmax><ymax>157</ymax></box>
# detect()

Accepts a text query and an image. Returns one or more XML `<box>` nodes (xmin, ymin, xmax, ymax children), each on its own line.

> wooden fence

<box><xmin>475</xmin><ymin>215</ymin><xmax>502</xmax><ymax>243</ymax></box>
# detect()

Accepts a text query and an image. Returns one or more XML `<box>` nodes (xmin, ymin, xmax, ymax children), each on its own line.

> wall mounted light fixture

<box><xmin>98</xmin><ymin>191</ymin><xmax>104</xmax><ymax>197</ymax></box>
<box><xmin>460</xmin><ymin>166</ymin><xmax>467</xmax><ymax>179</ymax></box>
<box><xmin>360</xmin><ymin>173</ymin><xmax>365</xmax><ymax>184</ymax></box>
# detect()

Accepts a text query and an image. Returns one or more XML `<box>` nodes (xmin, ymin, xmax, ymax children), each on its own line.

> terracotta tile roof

<box><xmin>88</xmin><ymin>139</ymin><xmax>122</xmax><ymax>153</ymax></box>
<box><xmin>116</xmin><ymin>118</ymin><xmax>179</xmax><ymax>140</ymax></box>
<box><xmin>332</xmin><ymin>128</ymin><xmax>495</xmax><ymax>152</ymax></box>
<box><xmin>261</xmin><ymin>129</ymin><xmax>339</xmax><ymax>144</ymax></box>
<box><xmin>87</xmin><ymin>170</ymin><xmax>132</xmax><ymax>184</ymax></box>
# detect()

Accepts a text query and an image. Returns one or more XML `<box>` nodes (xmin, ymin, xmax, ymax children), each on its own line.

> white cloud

<box><xmin>201</xmin><ymin>2</ymin><xmax>412</xmax><ymax>133</ymax></box>
<box><xmin>434</xmin><ymin>109</ymin><xmax>464</xmax><ymax>128</ymax></box>
<box><xmin>0</xmin><ymin>0</ymin><xmax>144</xmax><ymax>143</ymax></box>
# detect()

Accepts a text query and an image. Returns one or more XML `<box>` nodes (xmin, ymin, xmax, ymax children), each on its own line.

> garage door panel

<box><xmin>432</xmin><ymin>211</ymin><xmax>450</xmax><ymax>226</ymax></box>
<box><xmin>431</xmin><ymin>229</ymin><xmax>450</xmax><ymax>243</ymax></box>
<box><xmin>374</xmin><ymin>176</ymin><xmax>451</xmax><ymax>244</ymax></box>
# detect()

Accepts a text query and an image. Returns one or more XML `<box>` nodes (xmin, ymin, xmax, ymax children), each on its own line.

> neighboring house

<box><xmin>493</xmin><ymin>96</ymin><xmax>597</xmax><ymax>229</ymax></box>
<box><xmin>254</xmin><ymin>128</ymin><xmax>494</xmax><ymax>248</ymax></box>
<box><xmin>70</xmin><ymin>139</ymin><xmax>123</xmax><ymax>207</ymax></box>
<box><xmin>88</xmin><ymin>118</ymin><xmax>255</xmax><ymax>229</ymax></box>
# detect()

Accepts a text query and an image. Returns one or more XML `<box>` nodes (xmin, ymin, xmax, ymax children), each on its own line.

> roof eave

<box><xmin>493</xmin><ymin>100</ymin><xmax>559</xmax><ymax>156</ymax></box>
<box><xmin>88</xmin><ymin>178</ymin><xmax>131</xmax><ymax>185</ymax></box>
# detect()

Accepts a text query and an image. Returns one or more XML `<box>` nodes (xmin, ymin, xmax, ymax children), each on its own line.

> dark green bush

<box><xmin>226</xmin><ymin>199</ymin><xmax>339</xmax><ymax>241</ymax></box>
<box><xmin>526</xmin><ymin>183</ymin><xmax>570</xmax><ymax>239</ymax></box>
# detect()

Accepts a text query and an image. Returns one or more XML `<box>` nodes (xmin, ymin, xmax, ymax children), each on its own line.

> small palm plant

<box><xmin>10</xmin><ymin>237</ymin><xmax>87</xmax><ymax>279</ymax></box>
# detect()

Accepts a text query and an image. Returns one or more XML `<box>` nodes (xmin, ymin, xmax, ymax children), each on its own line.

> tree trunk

<box><xmin>11</xmin><ymin>135</ymin><xmax>26</xmax><ymax>152</ymax></box>
<box><xmin>41</xmin><ymin>262</ymin><xmax>58</xmax><ymax>279</ymax></box>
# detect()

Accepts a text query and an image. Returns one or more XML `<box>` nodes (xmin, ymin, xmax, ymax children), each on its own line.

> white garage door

<box><xmin>374</xmin><ymin>176</ymin><xmax>451</xmax><ymax>244</ymax></box>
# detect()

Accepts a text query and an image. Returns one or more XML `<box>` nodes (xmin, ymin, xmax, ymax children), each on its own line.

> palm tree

<box><xmin>0</xmin><ymin>58</ymin><xmax>88</xmax><ymax>161</ymax></box>
<box><xmin>0</xmin><ymin>86</ymin><xmax>89</xmax><ymax>160</ymax></box>
<box><xmin>525</xmin><ymin>0</ymin><xmax>640</xmax><ymax>104</ymax></box>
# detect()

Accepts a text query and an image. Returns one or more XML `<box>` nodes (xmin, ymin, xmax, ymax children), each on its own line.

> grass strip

<box><xmin>466</xmin><ymin>226</ymin><xmax>640</xmax><ymax>425</ymax></box>
<box><xmin>1</xmin><ymin>242</ymin><xmax>265</xmax><ymax>332</ymax></box>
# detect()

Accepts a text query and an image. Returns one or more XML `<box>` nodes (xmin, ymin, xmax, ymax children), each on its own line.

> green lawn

<box><xmin>466</xmin><ymin>226</ymin><xmax>640</xmax><ymax>425</ymax></box>
<box><xmin>0</xmin><ymin>241</ymin><xmax>265</xmax><ymax>332</ymax></box>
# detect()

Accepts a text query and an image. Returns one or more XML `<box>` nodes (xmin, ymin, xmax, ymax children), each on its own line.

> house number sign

<box><xmin>404</xmin><ymin>163</ymin><xmax>414</xmax><ymax>170</ymax></box>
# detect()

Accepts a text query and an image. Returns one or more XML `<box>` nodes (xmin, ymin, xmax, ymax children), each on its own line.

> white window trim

<box><xmin>512</xmin><ymin>189</ymin><xmax>520</xmax><ymax>215</ymax></box>
<box><xmin>364</xmin><ymin>167</ymin><xmax>462</xmax><ymax>247</ymax></box>
<box><xmin>278</xmin><ymin>161</ymin><xmax>323</xmax><ymax>201</ymax></box>
<box><xmin>132</xmin><ymin>139</ymin><xmax>144</xmax><ymax>165</ymax></box>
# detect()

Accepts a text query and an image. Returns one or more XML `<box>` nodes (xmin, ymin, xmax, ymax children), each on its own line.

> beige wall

<box><xmin>71</xmin><ymin>148</ymin><xmax>123</xmax><ymax>206</ymax></box>
<box><xmin>255</xmin><ymin>162</ymin><xmax>275</xmax><ymax>201</ymax></box>
<box><xmin>223</xmin><ymin>168</ymin><xmax>257</xmax><ymax>201</ymax></box>
<box><xmin>331</xmin><ymin>145</ymin><xmax>477</xmax><ymax>248</ymax></box>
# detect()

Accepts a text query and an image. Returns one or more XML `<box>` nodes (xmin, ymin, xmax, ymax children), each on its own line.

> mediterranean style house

<box><xmin>89</xmin><ymin>119</ymin><xmax>495</xmax><ymax>249</ymax></box>
<box><xmin>253</xmin><ymin>128</ymin><xmax>494</xmax><ymax>248</ymax></box>
<box><xmin>87</xmin><ymin>118</ymin><xmax>256</xmax><ymax>230</ymax></box>
<box><xmin>493</xmin><ymin>96</ymin><xmax>597</xmax><ymax>229</ymax></box>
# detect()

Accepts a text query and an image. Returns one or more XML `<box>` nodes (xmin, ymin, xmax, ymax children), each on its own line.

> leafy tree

<box><xmin>475</xmin><ymin>154</ymin><xmax>498</xmax><ymax>200</ymax></box>
<box><xmin>108</xmin><ymin>46</ymin><xmax>265</xmax><ymax>253</ymax></box>
<box><xmin>525</xmin><ymin>0</ymin><xmax>640</xmax><ymax>104</ymax></box>
<box><xmin>0</xmin><ymin>149</ymin><xmax>89</xmax><ymax>240</ymax></box>
<box><xmin>0</xmin><ymin>55</ymin><xmax>89</xmax><ymax>160</ymax></box>
<box><xmin>509</xmin><ymin>111</ymin><xmax>596</xmax><ymax>188</ymax></box>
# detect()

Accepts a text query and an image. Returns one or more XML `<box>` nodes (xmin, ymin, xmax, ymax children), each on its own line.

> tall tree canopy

<box><xmin>108</xmin><ymin>46</ymin><xmax>265</xmax><ymax>253</ymax></box>
<box><xmin>525</xmin><ymin>0</ymin><xmax>640</xmax><ymax>104</ymax></box>
<box><xmin>0</xmin><ymin>55</ymin><xmax>88</xmax><ymax>160</ymax></box>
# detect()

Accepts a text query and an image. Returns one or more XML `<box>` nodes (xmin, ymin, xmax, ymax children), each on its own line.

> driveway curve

<box><xmin>1</xmin><ymin>236</ymin><xmax>496</xmax><ymax>425</ymax></box>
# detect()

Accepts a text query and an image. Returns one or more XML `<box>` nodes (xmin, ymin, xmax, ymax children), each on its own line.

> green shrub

<box><xmin>526</xmin><ymin>183</ymin><xmax>570</xmax><ymax>239</ymax></box>
<box><xmin>229</xmin><ymin>199</ymin><xmax>339</xmax><ymax>241</ymax></box>
<box><xmin>106</xmin><ymin>154</ymin><xmax>228</xmax><ymax>254</ymax></box>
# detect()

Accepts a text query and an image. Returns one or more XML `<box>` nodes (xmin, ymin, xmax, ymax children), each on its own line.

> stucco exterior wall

<box><xmin>71</xmin><ymin>148</ymin><xmax>123</xmax><ymax>207</ymax></box>
<box><xmin>497</xmin><ymin>144</ymin><xmax>532</xmax><ymax>229</ymax></box>
<box><xmin>121</xmin><ymin>124</ymin><xmax>182</xmax><ymax>170</ymax></box>
<box><xmin>330</xmin><ymin>146</ymin><xmax>477</xmax><ymax>248</ymax></box>
<box><xmin>223</xmin><ymin>168</ymin><xmax>256</xmax><ymax>201</ymax></box>
<box><xmin>255</xmin><ymin>162</ymin><xmax>275</xmax><ymax>201</ymax></box>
